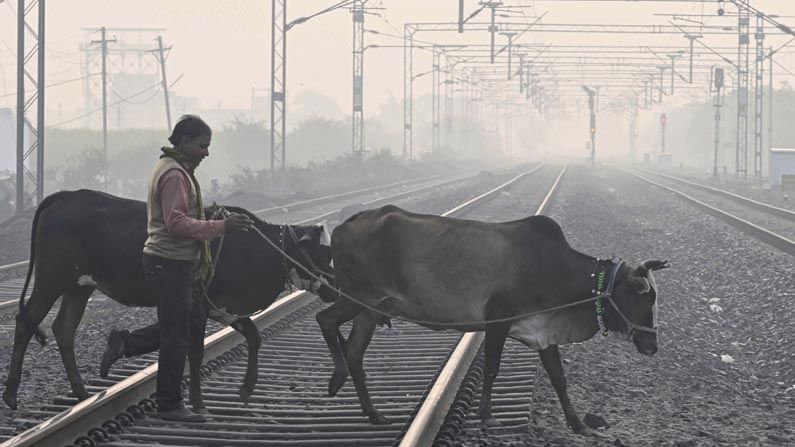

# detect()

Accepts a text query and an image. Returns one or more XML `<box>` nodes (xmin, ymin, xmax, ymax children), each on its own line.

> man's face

<box><xmin>180</xmin><ymin>134</ymin><xmax>211</xmax><ymax>169</ymax></box>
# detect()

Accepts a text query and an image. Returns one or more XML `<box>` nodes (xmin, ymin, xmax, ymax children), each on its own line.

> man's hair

<box><xmin>168</xmin><ymin>115</ymin><xmax>212</xmax><ymax>145</ymax></box>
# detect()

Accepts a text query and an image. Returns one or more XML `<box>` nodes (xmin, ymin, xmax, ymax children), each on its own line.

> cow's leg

<box><xmin>229</xmin><ymin>317</ymin><xmax>260</xmax><ymax>404</ymax></box>
<box><xmin>344</xmin><ymin>311</ymin><xmax>387</xmax><ymax>425</ymax></box>
<box><xmin>538</xmin><ymin>345</ymin><xmax>586</xmax><ymax>434</ymax></box>
<box><xmin>479</xmin><ymin>322</ymin><xmax>510</xmax><ymax>426</ymax></box>
<box><xmin>316</xmin><ymin>298</ymin><xmax>364</xmax><ymax>397</ymax></box>
<box><xmin>3</xmin><ymin>283</ymin><xmax>63</xmax><ymax>409</ymax></box>
<box><xmin>186</xmin><ymin>294</ymin><xmax>208</xmax><ymax>413</ymax></box>
<box><xmin>52</xmin><ymin>286</ymin><xmax>94</xmax><ymax>402</ymax></box>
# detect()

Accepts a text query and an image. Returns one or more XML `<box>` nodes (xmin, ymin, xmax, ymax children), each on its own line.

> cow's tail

<box><xmin>18</xmin><ymin>193</ymin><xmax>59</xmax><ymax>346</ymax></box>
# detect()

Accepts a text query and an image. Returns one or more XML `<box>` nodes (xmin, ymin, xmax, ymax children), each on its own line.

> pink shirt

<box><xmin>159</xmin><ymin>169</ymin><xmax>225</xmax><ymax>241</ymax></box>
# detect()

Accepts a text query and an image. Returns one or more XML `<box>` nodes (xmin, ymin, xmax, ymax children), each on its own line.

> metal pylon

<box><xmin>753</xmin><ymin>13</ymin><xmax>764</xmax><ymax>180</ymax></box>
<box><xmin>402</xmin><ymin>25</ymin><xmax>414</xmax><ymax>159</ymax></box>
<box><xmin>270</xmin><ymin>0</ymin><xmax>287</xmax><ymax>175</ymax></box>
<box><xmin>16</xmin><ymin>0</ymin><xmax>45</xmax><ymax>213</ymax></box>
<box><xmin>431</xmin><ymin>46</ymin><xmax>440</xmax><ymax>153</ymax></box>
<box><xmin>352</xmin><ymin>0</ymin><xmax>364</xmax><ymax>157</ymax></box>
<box><xmin>736</xmin><ymin>2</ymin><xmax>750</xmax><ymax>178</ymax></box>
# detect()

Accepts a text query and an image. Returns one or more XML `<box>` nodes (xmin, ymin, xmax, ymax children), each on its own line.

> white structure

<box><xmin>769</xmin><ymin>148</ymin><xmax>795</xmax><ymax>190</ymax></box>
<box><xmin>0</xmin><ymin>108</ymin><xmax>17</xmax><ymax>171</ymax></box>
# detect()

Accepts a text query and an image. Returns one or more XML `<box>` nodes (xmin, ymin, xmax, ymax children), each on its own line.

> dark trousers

<box><xmin>129</xmin><ymin>254</ymin><xmax>207</xmax><ymax>411</ymax></box>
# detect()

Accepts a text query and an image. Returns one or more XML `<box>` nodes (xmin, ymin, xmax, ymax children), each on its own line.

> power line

<box><xmin>50</xmin><ymin>80</ymin><xmax>161</xmax><ymax>128</ymax></box>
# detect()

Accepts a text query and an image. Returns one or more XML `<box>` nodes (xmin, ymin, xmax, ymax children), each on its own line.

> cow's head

<box><xmin>284</xmin><ymin>223</ymin><xmax>336</xmax><ymax>300</ymax></box>
<box><xmin>607</xmin><ymin>259</ymin><xmax>669</xmax><ymax>356</ymax></box>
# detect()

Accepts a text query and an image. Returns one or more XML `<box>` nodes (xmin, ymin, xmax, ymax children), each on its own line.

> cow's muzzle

<box><xmin>633</xmin><ymin>331</ymin><xmax>658</xmax><ymax>356</ymax></box>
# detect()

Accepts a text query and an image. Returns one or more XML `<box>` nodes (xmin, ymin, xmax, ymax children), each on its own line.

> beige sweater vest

<box><xmin>143</xmin><ymin>157</ymin><xmax>201</xmax><ymax>261</ymax></box>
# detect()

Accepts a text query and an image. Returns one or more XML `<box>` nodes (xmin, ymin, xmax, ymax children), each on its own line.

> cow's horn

<box><xmin>642</xmin><ymin>259</ymin><xmax>670</xmax><ymax>271</ymax></box>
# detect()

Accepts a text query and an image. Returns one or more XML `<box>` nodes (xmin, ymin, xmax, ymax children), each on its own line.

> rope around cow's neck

<box><xmin>199</xmin><ymin>207</ymin><xmax>327</xmax><ymax>322</ymax></box>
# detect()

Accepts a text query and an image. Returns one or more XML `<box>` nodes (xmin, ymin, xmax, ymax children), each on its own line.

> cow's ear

<box><xmin>626</xmin><ymin>272</ymin><xmax>651</xmax><ymax>293</ymax></box>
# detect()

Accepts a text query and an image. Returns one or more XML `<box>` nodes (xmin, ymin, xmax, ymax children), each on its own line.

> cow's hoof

<box><xmin>480</xmin><ymin>417</ymin><xmax>501</xmax><ymax>427</ymax></box>
<box><xmin>239</xmin><ymin>385</ymin><xmax>253</xmax><ymax>403</ymax></box>
<box><xmin>570</xmin><ymin>420</ymin><xmax>588</xmax><ymax>435</ymax></box>
<box><xmin>190</xmin><ymin>398</ymin><xmax>206</xmax><ymax>412</ymax></box>
<box><xmin>328</xmin><ymin>369</ymin><xmax>347</xmax><ymax>397</ymax></box>
<box><xmin>192</xmin><ymin>406</ymin><xmax>208</xmax><ymax>415</ymax></box>
<box><xmin>76</xmin><ymin>391</ymin><xmax>89</xmax><ymax>402</ymax></box>
<box><xmin>368</xmin><ymin>412</ymin><xmax>390</xmax><ymax>425</ymax></box>
<box><xmin>2</xmin><ymin>391</ymin><xmax>17</xmax><ymax>410</ymax></box>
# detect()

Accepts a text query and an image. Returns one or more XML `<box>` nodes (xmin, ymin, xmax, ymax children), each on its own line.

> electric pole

<box><xmin>583</xmin><ymin>85</ymin><xmax>596</xmax><ymax>167</ymax></box>
<box><xmin>91</xmin><ymin>27</ymin><xmax>116</xmax><ymax>191</ymax></box>
<box><xmin>156</xmin><ymin>36</ymin><xmax>172</xmax><ymax>131</ymax></box>
<box><xmin>15</xmin><ymin>0</ymin><xmax>45</xmax><ymax>212</ymax></box>
<box><xmin>713</xmin><ymin>67</ymin><xmax>725</xmax><ymax>177</ymax></box>
<box><xmin>660</xmin><ymin>113</ymin><xmax>667</xmax><ymax>154</ymax></box>
<box><xmin>352</xmin><ymin>0</ymin><xmax>364</xmax><ymax>159</ymax></box>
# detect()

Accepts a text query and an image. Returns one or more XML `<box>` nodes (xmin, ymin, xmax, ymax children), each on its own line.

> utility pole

<box><xmin>271</xmin><ymin>0</ymin><xmax>287</xmax><ymax>176</ymax></box>
<box><xmin>583</xmin><ymin>85</ymin><xmax>596</xmax><ymax>167</ymax></box>
<box><xmin>485</xmin><ymin>2</ymin><xmax>502</xmax><ymax>64</ymax></box>
<box><xmin>432</xmin><ymin>46</ymin><xmax>440</xmax><ymax>153</ymax></box>
<box><xmin>684</xmin><ymin>34</ymin><xmax>701</xmax><ymax>83</ymax></box>
<box><xmin>768</xmin><ymin>46</ymin><xmax>773</xmax><ymax>160</ymax></box>
<box><xmin>500</xmin><ymin>32</ymin><xmax>517</xmax><ymax>79</ymax></box>
<box><xmin>736</xmin><ymin>1</ymin><xmax>750</xmax><ymax>179</ymax></box>
<box><xmin>713</xmin><ymin>67</ymin><xmax>725</xmax><ymax>177</ymax></box>
<box><xmin>15</xmin><ymin>0</ymin><xmax>45</xmax><ymax>212</ymax></box>
<box><xmin>403</xmin><ymin>25</ymin><xmax>415</xmax><ymax>160</ymax></box>
<box><xmin>753</xmin><ymin>13</ymin><xmax>764</xmax><ymax>180</ymax></box>
<box><xmin>156</xmin><ymin>36</ymin><xmax>172</xmax><ymax>131</ymax></box>
<box><xmin>91</xmin><ymin>27</ymin><xmax>116</xmax><ymax>191</ymax></box>
<box><xmin>660</xmin><ymin>113</ymin><xmax>667</xmax><ymax>154</ymax></box>
<box><xmin>352</xmin><ymin>0</ymin><xmax>364</xmax><ymax>159</ymax></box>
<box><xmin>629</xmin><ymin>94</ymin><xmax>638</xmax><ymax>160</ymax></box>
<box><xmin>668</xmin><ymin>53</ymin><xmax>681</xmax><ymax>94</ymax></box>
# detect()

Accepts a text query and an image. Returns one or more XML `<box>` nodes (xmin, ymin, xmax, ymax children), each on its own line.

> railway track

<box><xmin>618</xmin><ymin>165</ymin><xmax>795</xmax><ymax>257</ymax></box>
<box><xmin>1</xmin><ymin>164</ymin><xmax>563</xmax><ymax>446</ymax></box>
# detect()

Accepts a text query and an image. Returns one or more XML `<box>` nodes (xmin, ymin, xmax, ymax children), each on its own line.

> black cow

<box><xmin>2</xmin><ymin>189</ymin><xmax>334</xmax><ymax>411</ymax></box>
<box><xmin>316</xmin><ymin>205</ymin><xmax>668</xmax><ymax>433</ymax></box>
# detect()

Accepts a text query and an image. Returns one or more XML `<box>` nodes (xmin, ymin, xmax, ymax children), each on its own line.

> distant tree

<box><xmin>287</xmin><ymin>115</ymin><xmax>350</xmax><ymax>165</ymax></box>
<box><xmin>52</xmin><ymin>149</ymin><xmax>106</xmax><ymax>191</ymax></box>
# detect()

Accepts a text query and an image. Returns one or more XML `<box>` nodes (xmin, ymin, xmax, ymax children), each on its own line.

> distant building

<box><xmin>769</xmin><ymin>148</ymin><xmax>795</xmax><ymax>190</ymax></box>
<box><xmin>0</xmin><ymin>108</ymin><xmax>18</xmax><ymax>172</ymax></box>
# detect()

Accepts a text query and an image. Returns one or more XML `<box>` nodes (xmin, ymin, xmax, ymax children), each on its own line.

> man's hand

<box><xmin>224</xmin><ymin>213</ymin><xmax>254</xmax><ymax>232</ymax></box>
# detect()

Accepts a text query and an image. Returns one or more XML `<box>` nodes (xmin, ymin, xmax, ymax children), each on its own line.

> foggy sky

<box><xmin>2</xmin><ymin>0</ymin><xmax>795</xmax><ymax>119</ymax></box>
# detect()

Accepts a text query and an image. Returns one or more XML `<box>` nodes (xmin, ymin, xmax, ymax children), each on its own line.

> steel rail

<box><xmin>0</xmin><ymin>290</ymin><xmax>314</xmax><ymax>447</ymax></box>
<box><xmin>250</xmin><ymin>170</ymin><xmax>478</xmax><ymax>216</ymax></box>
<box><xmin>400</xmin><ymin>165</ymin><xmax>567</xmax><ymax>446</ymax></box>
<box><xmin>617</xmin><ymin>167</ymin><xmax>795</xmax><ymax>257</ymax></box>
<box><xmin>627</xmin><ymin>166</ymin><xmax>795</xmax><ymax>222</ymax></box>
<box><xmin>1</xmin><ymin>164</ymin><xmax>537</xmax><ymax>446</ymax></box>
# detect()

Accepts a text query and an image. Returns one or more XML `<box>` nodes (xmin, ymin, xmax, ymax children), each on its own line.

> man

<box><xmin>101</xmin><ymin>115</ymin><xmax>252</xmax><ymax>422</ymax></box>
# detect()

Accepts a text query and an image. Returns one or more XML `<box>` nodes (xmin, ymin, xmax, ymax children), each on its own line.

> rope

<box><xmin>250</xmin><ymin>226</ymin><xmax>644</xmax><ymax>329</ymax></box>
<box><xmin>201</xmin><ymin>206</ymin><xmax>656</xmax><ymax>334</ymax></box>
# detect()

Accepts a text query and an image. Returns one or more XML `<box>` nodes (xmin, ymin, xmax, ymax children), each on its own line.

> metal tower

<box><xmin>15</xmin><ymin>0</ymin><xmax>45</xmax><ymax>212</ymax></box>
<box><xmin>736</xmin><ymin>2</ymin><xmax>750</xmax><ymax>178</ymax></box>
<box><xmin>753</xmin><ymin>13</ymin><xmax>764</xmax><ymax>180</ymax></box>
<box><xmin>270</xmin><ymin>0</ymin><xmax>287</xmax><ymax>174</ymax></box>
<box><xmin>80</xmin><ymin>28</ymin><xmax>163</xmax><ymax>129</ymax></box>
<box><xmin>352</xmin><ymin>0</ymin><xmax>364</xmax><ymax>158</ymax></box>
